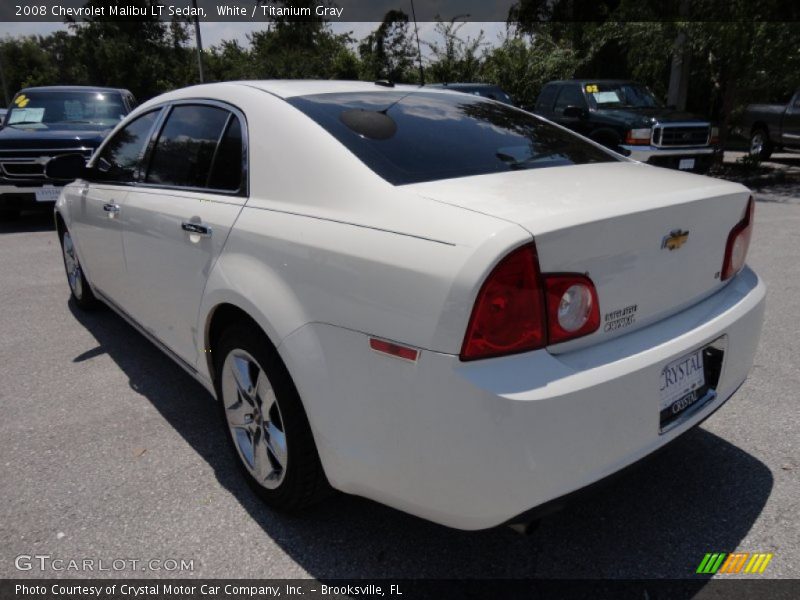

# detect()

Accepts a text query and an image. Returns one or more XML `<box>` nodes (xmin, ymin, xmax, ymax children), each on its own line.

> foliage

<box><xmin>424</xmin><ymin>19</ymin><xmax>486</xmax><ymax>84</ymax></box>
<box><xmin>358</xmin><ymin>10</ymin><xmax>416</xmax><ymax>83</ymax></box>
<box><xmin>480</xmin><ymin>31</ymin><xmax>581</xmax><ymax>109</ymax></box>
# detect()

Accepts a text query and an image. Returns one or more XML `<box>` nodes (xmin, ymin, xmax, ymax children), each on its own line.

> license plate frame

<box><xmin>678</xmin><ymin>158</ymin><xmax>696</xmax><ymax>170</ymax></box>
<box><xmin>659</xmin><ymin>347</ymin><xmax>709</xmax><ymax>432</ymax></box>
<box><xmin>35</xmin><ymin>186</ymin><xmax>61</xmax><ymax>202</ymax></box>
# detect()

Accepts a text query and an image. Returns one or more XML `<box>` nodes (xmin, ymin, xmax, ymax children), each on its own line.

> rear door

<box><xmin>69</xmin><ymin>109</ymin><xmax>161</xmax><ymax>301</ymax></box>
<box><xmin>120</xmin><ymin>102</ymin><xmax>247</xmax><ymax>366</ymax></box>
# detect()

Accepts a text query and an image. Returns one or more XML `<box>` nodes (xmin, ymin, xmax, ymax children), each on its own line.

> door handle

<box><xmin>103</xmin><ymin>203</ymin><xmax>120</xmax><ymax>213</ymax></box>
<box><xmin>181</xmin><ymin>221</ymin><xmax>212</xmax><ymax>237</ymax></box>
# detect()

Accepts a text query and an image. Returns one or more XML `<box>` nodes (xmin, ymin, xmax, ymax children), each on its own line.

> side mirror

<box><xmin>45</xmin><ymin>153</ymin><xmax>88</xmax><ymax>181</ymax></box>
<box><xmin>563</xmin><ymin>105</ymin><xmax>587</xmax><ymax>119</ymax></box>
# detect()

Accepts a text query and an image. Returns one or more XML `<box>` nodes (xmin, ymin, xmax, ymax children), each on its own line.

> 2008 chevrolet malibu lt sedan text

<box><xmin>49</xmin><ymin>81</ymin><xmax>765</xmax><ymax>530</ymax></box>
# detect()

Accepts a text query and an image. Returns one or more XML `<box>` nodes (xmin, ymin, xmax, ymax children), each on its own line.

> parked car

<box><xmin>742</xmin><ymin>89</ymin><xmax>800</xmax><ymax>159</ymax></box>
<box><xmin>50</xmin><ymin>81</ymin><xmax>764</xmax><ymax>531</ymax></box>
<box><xmin>428</xmin><ymin>82</ymin><xmax>515</xmax><ymax>106</ymax></box>
<box><xmin>534</xmin><ymin>80</ymin><xmax>719</xmax><ymax>173</ymax></box>
<box><xmin>0</xmin><ymin>85</ymin><xmax>135</xmax><ymax>219</ymax></box>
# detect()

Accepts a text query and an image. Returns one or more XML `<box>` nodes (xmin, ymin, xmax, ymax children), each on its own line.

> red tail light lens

<box><xmin>543</xmin><ymin>274</ymin><xmax>601</xmax><ymax>344</ymax></box>
<box><xmin>460</xmin><ymin>244</ymin><xmax>546</xmax><ymax>361</ymax></box>
<box><xmin>721</xmin><ymin>196</ymin><xmax>755</xmax><ymax>281</ymax></box>
<box><xmin>460</xmin><ymin>244</ymin><xmax>602</xmax><ymax>360</ymax></box>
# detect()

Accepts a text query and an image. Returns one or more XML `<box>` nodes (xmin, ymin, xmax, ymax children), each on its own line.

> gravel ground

<box><xmin>0</xmin><ymin>186</ymin><xmax>797</xmax><ymax>582</ymax></box>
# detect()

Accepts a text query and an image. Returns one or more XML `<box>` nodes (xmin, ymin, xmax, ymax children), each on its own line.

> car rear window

<box><xmin>288</xmin><ymin>91</ymin><xmax>616</xmax><ymax>185</ymax></box>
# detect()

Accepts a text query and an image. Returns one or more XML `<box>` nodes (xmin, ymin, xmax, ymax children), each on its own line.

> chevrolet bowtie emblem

<box><xmin>662</xmin><ymin>229</ymin><xmax>690</xmax><ymax>250</ymax></box>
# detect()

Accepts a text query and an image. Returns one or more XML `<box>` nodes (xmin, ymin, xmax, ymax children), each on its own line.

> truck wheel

<box><xmin>214</xmin><ymin>323</ymin><xmax>330</xmax><ymax>512</ymax></box>
<box><xmin>749</xmin><ymin>128</ymin><xmax>773</xmax><ymax>160</ymax></box>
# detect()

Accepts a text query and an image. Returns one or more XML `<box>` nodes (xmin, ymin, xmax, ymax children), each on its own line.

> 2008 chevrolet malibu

<box><xmin>50</xmin><ymin>81</ymin><xmax>765</xmax><ymax>530</ymax></box>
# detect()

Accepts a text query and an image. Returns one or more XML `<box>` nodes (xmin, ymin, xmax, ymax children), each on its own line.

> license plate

<box><xmin>35</xmin><ymin>186</ymin><xmax>61</xmax><ymax>202</ymax></box>
<box><xmin>678</xmin><ymin>158</ymin><xmax>695</xmax><ymax>170</ymax></box>
<box><xmin>659</xmin><ymin>348</ymin><xmax>705</xmax><ymax>429</ymax></box>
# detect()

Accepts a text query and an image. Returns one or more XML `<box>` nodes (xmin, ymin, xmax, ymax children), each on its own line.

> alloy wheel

<box><xmin>221</xmin><ymin>349</ymin><xmax>288</xmax><ymax>489</ymax></box>
<box><xmin>62</xmin><ymin>232</ymin><xmax>83</xmax><ymax>299</ymax></box>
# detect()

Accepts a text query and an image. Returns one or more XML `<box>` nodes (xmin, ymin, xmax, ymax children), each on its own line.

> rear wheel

<box><xmin>749</xmin><ymin>128</ymin><xmax>773</xmax><ymax>160</ymax></box>
<box><xmin>214</xmin><ymin>323</ymin><xmax>329</xmax><ymax>511</ymax></box>
<box><xmin>61</xmin><ymin>229</ymin><xmax>99</xmax><ymax>310</ymax></box>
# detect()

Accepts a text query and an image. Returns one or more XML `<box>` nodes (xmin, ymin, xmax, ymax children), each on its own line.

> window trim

<box><xmin>89</xmin><ymin>107</ymin><xmax>165</xmax><ymax>187</ymax></box>
<box><xmin>90</xmin><ymin>98</ymin><xmax>249</xmax><ymax>198</ymax></box>
<box><xmin>140</xmin><ymin>99</ymin><xmax>249</xmax><ymax>198</ymax></box>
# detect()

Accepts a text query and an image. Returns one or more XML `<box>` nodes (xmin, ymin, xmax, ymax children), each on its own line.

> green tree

<box><xmin>481</xmin><ymin>31</ymin><xmax>580</xmax><ymax>109</ymax></box>
<box><xmin>425</xmin><ymin>18</ymin><xmax>486</xmax><ymax>83</ymax></box>
<box><xmin>205</xmin><ymin>40</ymin><xmax>255</xmax><ymax>81</ymax></box>
<box><xmin>66</xmin><ymin>0</ymin><xmax>194</xmax><ymax>100</ymax></box>
<box><xmin>248</xmin><ymin>0</ymin><xmax>358</xmax><ymax>79</ymax></box>
<box><xmin>358</xmin><ymin>10</ymin><xmax>416</xmax><ymax>83</ymax></box>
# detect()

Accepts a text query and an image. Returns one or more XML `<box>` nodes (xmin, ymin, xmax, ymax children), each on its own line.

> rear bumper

<box><xmin>279</xmin><ymin>267</ymin><xmax>765</xmax><ymax>530</ymax></box>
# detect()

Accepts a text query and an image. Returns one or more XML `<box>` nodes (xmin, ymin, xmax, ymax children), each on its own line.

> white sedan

<box><xmin>50</xmin><ymin>81</ymin><xmax>765</xmax><ymax>530</ymax></box>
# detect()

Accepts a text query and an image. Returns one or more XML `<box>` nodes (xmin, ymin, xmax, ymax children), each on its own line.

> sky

<box><xmin>0</xmin><ymin>21</ymin><xmax>509</xmax><ymax>54</ymax></box>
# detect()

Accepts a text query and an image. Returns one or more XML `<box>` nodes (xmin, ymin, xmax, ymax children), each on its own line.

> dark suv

<box><xmin>534</xmin><ymin>80</ymin><xmax>719</xmax><ymax>172</ymax></box>
<box><xmin>0</xmin><ymin>86</ymin><xmax>135</xmax><ymax>219</ymax></box>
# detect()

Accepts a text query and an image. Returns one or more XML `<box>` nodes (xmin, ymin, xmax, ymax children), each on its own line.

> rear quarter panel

<box><xmin>192</xmin><ymin>84</ymin><xmax>531</xmax><ymax>378</ymax></box>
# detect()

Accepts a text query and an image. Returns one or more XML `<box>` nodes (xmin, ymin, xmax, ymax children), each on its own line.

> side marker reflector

<box><xmin>369</xmin><ymin>338</ymin><xmax>419</xmax><ymax>362</ymax></box>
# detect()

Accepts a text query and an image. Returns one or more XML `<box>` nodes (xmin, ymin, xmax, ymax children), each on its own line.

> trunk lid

<box><xmin>405</xmin><ymin>162</ymin><xmax>752</xmax><ymax>352</ymax></box>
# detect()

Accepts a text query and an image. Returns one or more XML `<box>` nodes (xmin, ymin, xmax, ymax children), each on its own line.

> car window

<box><xmin>207</xmin><ymin>116</ymin><xmax>244</xmax><ymax>192</ymax></box>
<box><xmin>145</xmin><ymin>105</ymin><xmax>231</xmax><ymax>189</ymax></box>
<box><xmin>95</xmin><ymin>110</ymin><xmax>160</xmax><ymax>183</ymax></box>
<box><xmin>7</xmin><ymin>90</ymin><xmax>128</xmax><ymax>128</ymax></box>
<box><xmin>554</xmin><ymin>85</ymin><xmax>586</xmax><ymax>113</ymax></box>
<box><xmin>536</xmin><ymin>85</ymin><xmax>559</xmax><ymax>111</ymax></box>
<box><xmin>288</xmin><ymin>91</ymin><xmax>616</xmax><ymax>186</ymax></box>
<box><xmin>584</xmin><ymin>82</ymin><xmax>662</xmax><ymax>109</ymax></box>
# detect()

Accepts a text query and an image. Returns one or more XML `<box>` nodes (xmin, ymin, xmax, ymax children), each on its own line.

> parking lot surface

<box><xmin>1</xmin><ymin>187</ymin><xmax>798</xmax><ymax>580</ymax></box>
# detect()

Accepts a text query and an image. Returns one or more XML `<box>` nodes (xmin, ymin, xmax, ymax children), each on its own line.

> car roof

<box><xmin>231</xmin><ymin>80</ymin><xmax>425</xmax><ymax>99</ymax></box>
<box><xmin>18</xmin><ymin>85</ymin><xmax>132</xmax><ymax>95</ymax></box>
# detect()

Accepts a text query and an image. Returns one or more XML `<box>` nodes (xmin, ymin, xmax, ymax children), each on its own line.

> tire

<box><xmin>749</xmin><ymin>128</ymin><xmax>773</xmax><ymax>160</ymax></box>
<box><xmin>213</xmin><ymin>323</ymin><xmax>329</xmax><ymax>511</ymax></box>
<box><xmin>0</xmin><ymin>209</ymin><xmax>20</xmax><ymax>221</ymax></box>
<box><xmin>60</xmin><ymin>228</ymin><xmax>100</xmax><ymax>310</ymax></box>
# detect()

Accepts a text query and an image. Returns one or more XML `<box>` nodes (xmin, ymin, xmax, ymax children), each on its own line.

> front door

<box><xmin>69</xmin><ymin>109</ymin><xmax>162</xmax><ymax>301</ymax></box>
<box><xmin>119</xmin><ymin>103</ymin><xmax>247</xmax><ymax>366</ymax></box>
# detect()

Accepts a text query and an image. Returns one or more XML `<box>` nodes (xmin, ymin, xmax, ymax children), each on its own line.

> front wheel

<box><xmin>61</xmin><ymin>229</ymin><xmax>99</xmax><ymax>310</ymax></box>
<box><xmin>214</xmin><ymin>324</ymin><xmax>329</xmax><ymax>511</ymax></box>
<box><xmin>749</xmin><ymin>128</ymin><xmax>773</xmax><ymax>160</ymax></box>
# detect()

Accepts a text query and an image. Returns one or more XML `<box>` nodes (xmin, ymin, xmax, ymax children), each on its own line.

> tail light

<box><xmin>625</xmin><ymin>128</ymin><xmax>652</xmax><ymax>145</ymax></box>
<box><xmin>721</xmin><ymin>196</ymin><xmax>755</xmax><ymax>281</ymax></box>
<box><xmin>460</xmin><ymin>245</ymin><xmax>545</xmax><ymax>361</ymax></box>
<box><xmin>460</xmin><ymin>244</ymin><xmax>600</xmax><ymax>361</ymax></box>
<box><xmin>543</xmin><ymin>274</ymin><xmax>600</xmax><ymax>344</ymax></box>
